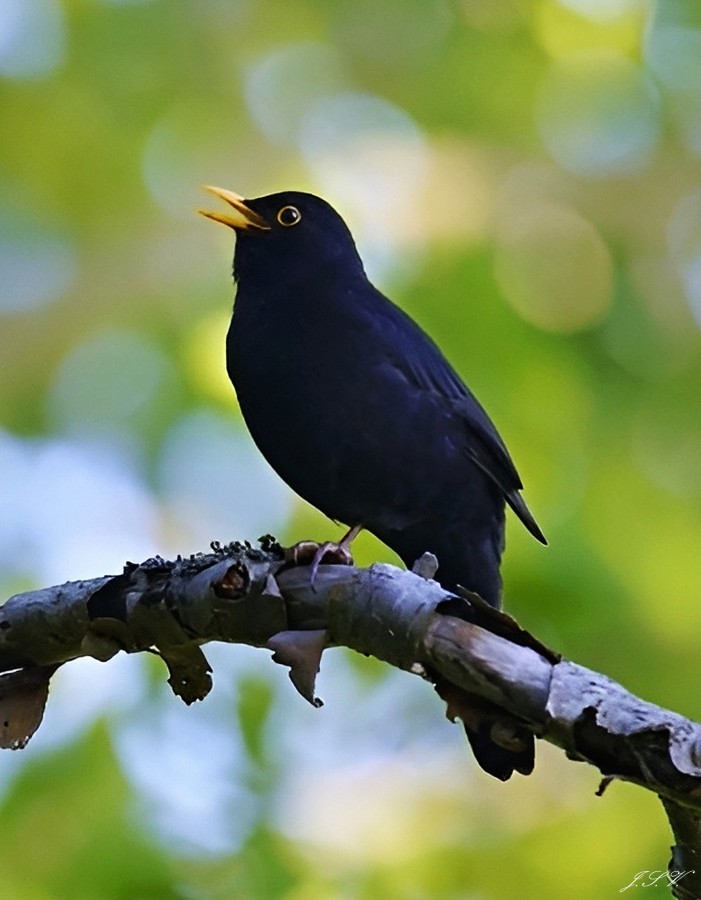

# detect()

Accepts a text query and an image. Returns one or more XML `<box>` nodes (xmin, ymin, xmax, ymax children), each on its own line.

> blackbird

<box><xmin>200</xmin><ymin>187</ymin><xmax>545</xmax><ymax>607</ymax></box>
<box><xmin>200</xmin><ymin>187</ymin><xmax>546</xmax><ymax>780</ymax></box>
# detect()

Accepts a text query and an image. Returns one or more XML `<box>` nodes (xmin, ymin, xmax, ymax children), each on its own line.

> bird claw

<box><xmin>284</xmin><ymin>540</ymin><xmax>355</xmax><ymax>591</ymax></box>
<box><xmin>308</xmin><ymin>541</ymin><xmax>354</xmax><ymax>588</ymax></box>
<box><xmin>284</xmin><ymin>540</ymin><xmax>323</xmax><ymax>567</ymax></box>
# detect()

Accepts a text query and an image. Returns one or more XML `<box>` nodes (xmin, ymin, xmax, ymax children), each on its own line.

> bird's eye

<box><xmin>277</xmin><ymin>205</ymin><xmax>302</xmax><ymax>227</ymax></box>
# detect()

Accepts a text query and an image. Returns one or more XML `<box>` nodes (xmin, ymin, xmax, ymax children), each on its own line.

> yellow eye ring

<box><xmin>277</xmin><ymin>205</ymin><xmax>302</xmax><ymax>227</ymax></box>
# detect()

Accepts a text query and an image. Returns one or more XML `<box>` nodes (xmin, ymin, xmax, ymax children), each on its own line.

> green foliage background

<box><xmin>1</xmin><ymin>0</ymin><xmax>700</xmax><ymax>897</ymax></box>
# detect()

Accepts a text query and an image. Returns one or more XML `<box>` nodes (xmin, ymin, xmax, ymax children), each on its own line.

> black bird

<box><xmin>200</xmin><ymin>188</ymin><xmax>546</xmax><ymax>780</ymax></box>
<box><xmin>200</xmin><ymin>187</ymin><xmax>545</xmax><ymax>607</ymax></box>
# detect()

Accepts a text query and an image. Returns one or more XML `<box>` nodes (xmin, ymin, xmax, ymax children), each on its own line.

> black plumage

<box><xmin>200</xmin><ymin>187</ymin><xmax>546</xmax><ymax>780</ymax></box>
<box><xmin>201</xmin><ymin>188</ymin><xmax>545</xmax><ymax>609</ymax></box>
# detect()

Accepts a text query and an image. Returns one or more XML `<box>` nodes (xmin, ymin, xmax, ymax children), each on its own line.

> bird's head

<box><xmin>199</xmin><ymin>187</ymin><xmax>365</xmax><ymax>285</ymax></box>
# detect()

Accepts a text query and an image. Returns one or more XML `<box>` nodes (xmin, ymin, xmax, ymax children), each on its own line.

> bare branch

<box><xmin>1</xmin><ymin>538</ymin><xmax>700</xmax><ymax>895</ymax></box>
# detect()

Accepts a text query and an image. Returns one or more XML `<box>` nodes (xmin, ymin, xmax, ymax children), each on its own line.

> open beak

<box><xmin>198</xmin><ymin>186</ymin><xmax>270</xmax><ymax>232</ymax></box>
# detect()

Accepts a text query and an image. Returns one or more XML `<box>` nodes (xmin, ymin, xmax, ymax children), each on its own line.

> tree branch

<box><xmin>1</xmin><ymin>537</ymin><xmax>699</xmax><ymax>897</ymax></box>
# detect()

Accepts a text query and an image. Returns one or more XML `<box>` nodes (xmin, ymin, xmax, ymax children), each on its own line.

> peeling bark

<box><xmin>0</xmin><ymin>539</ymin><xmax>698</xmax><ymax>895</ymax></box>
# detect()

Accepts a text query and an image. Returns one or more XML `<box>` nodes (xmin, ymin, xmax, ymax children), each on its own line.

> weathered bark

<box><xmin>0</xmin><ymin>539</ymin><xmax>698</xmax><ymax>897</ymax></box>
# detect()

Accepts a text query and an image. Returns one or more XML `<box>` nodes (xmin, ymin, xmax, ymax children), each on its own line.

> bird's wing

<box><xmin>457</xmin><ymin>399</ymin><xmax>547</xmax><ymax>544</ymax></box>
<box><xmin>376</xmin><ymin>296</ymin><xmax>546</xmax><ymax>544</ymax></box>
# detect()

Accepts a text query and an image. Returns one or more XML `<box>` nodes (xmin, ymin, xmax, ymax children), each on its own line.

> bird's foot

<box><xmin>285</xmin><ymin>539</ymin><xmax>354</xmax><ymax>582</ymax></box>
<box><xmin>284</xmin><ymin>525</ymin><xmax>363</xmax><ymax>590</ymax></box>
<box><xmin>308</xmin><ymin>540</ymin><xmax>354</xmax><ymax>586</ymax></box>
<box><xmin>284</xmin><ymin>540</ymin><xmax>343</xmax><ymax>567</ymax></box>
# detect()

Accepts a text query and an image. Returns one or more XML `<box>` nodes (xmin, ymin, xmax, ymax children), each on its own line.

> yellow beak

<box><xmin>198</xmin><ymin>186</ymin><xmax>270</xmax><ymax>232</ymax></box>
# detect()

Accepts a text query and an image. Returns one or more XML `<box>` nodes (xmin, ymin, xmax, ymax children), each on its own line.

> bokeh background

<box><xmin>1</xmin><ymin>0</ymin><xmax>700</xmax><ymax>897</ymax></box>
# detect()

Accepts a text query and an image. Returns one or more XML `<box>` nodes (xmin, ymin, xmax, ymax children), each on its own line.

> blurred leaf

<box><xmin>0</xmin><ymin>723</ymin><xmax>177</xmax><ymax>899</ymax></box>
<box><xmin>236</xmin><ymin>674</ymin><xmax>276</xmax><ymax>768</ymax></box>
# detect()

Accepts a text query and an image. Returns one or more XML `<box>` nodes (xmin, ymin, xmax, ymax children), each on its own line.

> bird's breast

<box><xmin>227</xmin><ymin>291</ymin><xmax>458</xmax><ymax>527</ymax></box>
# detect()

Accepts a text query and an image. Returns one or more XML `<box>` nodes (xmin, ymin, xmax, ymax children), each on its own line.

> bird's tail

<box><xmin>434</xmin><ymin>679</ymin><xmax>535</xmax><ymax>780</ymax></box>
<box><xmin>506</xmin><ymin>491</ymin><xmax>547</xmax><ymax>545</ymax></box>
